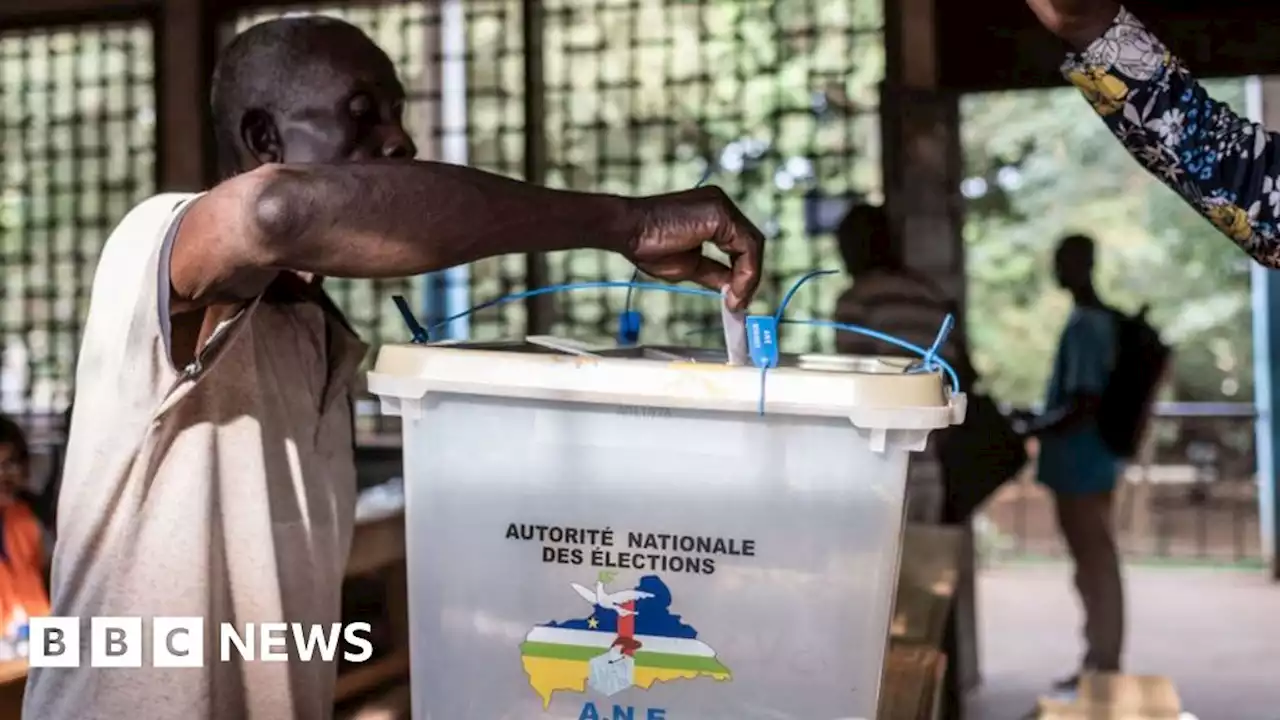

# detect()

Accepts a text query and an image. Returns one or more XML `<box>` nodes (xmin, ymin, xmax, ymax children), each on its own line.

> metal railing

<box><xmin>978</xmin><ymin>402</ymin><xmax>1263</xmax><ymax>564</ymax></box>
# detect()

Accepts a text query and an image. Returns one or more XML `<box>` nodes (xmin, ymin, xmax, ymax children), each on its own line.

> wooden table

<box><xmin>878</xmin><ymin>645</ymin><xmax>946</xmax><ymax>720</ymax></box>
<box><xmin>336</xmin><ymin>509</ymin><xmax>410</xmax><ymax>704</ymax></box>
<box><xmin>0</xmin><ymin>659</ymin><xmax>27</xmax><ymax>717</ymax></box>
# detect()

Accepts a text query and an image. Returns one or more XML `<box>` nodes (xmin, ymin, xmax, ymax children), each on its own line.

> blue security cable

<box><xmin>392</xmin><ymin>270</ymin><xmax>961</xmax><ymax>418</ymax></box>
<box><xmin>785</xmin><ymin>319</ymin><xmax>960</xmax><ymax>392</ymax></box>
<box><xmin>426</xmin><ymin>282</ymin><xmax>720</xmax><ymax>338</ymax></box>
<box><xmin>774</xmin><ymin>269</ymin><xmax>840</xmax><ymax>322</ymax></box>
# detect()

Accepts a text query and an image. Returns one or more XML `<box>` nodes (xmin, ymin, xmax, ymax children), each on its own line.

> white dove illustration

<box><xmin>570</xmin><ymin>581</ymin><xmax>654</xmax><ymax>617</ymax></box>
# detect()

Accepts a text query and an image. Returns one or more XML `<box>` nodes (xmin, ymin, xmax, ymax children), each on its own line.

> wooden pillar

<box><xmin>880</xmin><ymin>0</ymin><xmax>966</xmax><ymax>307</ymax></box>
<box><xmin>158</xmin><ymin>0</ymin><xmax>215</xmax><ymax>190</ymax></box>
<box><xmin>881</xmin><ymin>0</ymin><xmax>976</xmax><ymax>711</ymax></box>
<box><xmin>521</xmin><ymin>0</ymin><xmax>552</xmax><ymax>334</ymax></box>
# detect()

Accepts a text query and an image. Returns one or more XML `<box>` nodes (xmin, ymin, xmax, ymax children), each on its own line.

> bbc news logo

<box><xmin>29</xmin><ymin>617</ymin><xmax>373</xmax><ymax>668</ymax></box>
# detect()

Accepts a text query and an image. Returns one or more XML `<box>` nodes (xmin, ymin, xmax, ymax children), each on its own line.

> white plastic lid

<box><xmin>367</xmin><ymin>343</ymin><xmax>965</xmax><ymax>431</ymax></box>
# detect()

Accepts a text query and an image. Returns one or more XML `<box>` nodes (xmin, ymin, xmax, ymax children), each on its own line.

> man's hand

<box><xmin>1025</xmin><ymin>0</ymin><xmax>1120</xmax><ymax>50</ymax></box>
<box><xmin>626</xmin><ymin>186</ymin><xmax>764</xmax><ymax>311</ymax></box>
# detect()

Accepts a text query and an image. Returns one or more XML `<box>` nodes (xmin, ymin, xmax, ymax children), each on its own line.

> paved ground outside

<box><xmin>966</xmin><ymin>563</ymin><xmax>1280</xmax><ymax>720</ymax></box>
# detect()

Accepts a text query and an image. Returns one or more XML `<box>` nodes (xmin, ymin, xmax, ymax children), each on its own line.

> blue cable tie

<box><xmin>745</xmin><ymin>315</ymin><xmax>780</xmax><ymax>369</ymax></box>
<box><xmin>753</xmin><ymin>268</ymin><xmax>835</xmax><ymax>415</ymax></box>
<box><xmin>745</xmin><ymin>314</ymin><xmax>780</xmax><ymax>415</ymax></box>
<box><xmin>911</xmin><ymin>312</ymin><xmax>955</xmax><ymax>376</ymax></box>
<box><xmin>617</xmin><ymin>310</ymin><xmax>643</xmax><ymax>345</ymax></box>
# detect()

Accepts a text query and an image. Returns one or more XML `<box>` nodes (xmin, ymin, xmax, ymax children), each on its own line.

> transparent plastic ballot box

<box><xmin>367</xmin><ymin>340</ymin><xmax>965</xmax><ymax>720</ymax></box>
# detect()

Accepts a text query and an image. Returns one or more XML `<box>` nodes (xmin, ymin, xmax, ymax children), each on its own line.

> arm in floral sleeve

<box><xmin>1062</xmin><ymin>7</ymin><xmax>1280</xmax><ymax>266</ymax></box>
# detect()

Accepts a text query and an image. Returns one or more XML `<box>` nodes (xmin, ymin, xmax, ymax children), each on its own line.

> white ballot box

<box><xmin>367</xmin><ymin>342</ymin><xmax>964</xmax><ymax>720</ymax></box>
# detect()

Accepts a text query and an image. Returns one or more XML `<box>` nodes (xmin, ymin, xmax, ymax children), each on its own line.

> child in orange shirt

<box><xmin>0</xmin><ymin>415</ymin><xmax>50</xmax><ymax>658</ymax></box>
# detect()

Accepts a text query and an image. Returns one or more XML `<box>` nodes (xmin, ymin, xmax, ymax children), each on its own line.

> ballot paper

<box><xmin>587</xmin><ymin>649</ymin><xmax>635</xmax><ymax>696</ymax></box>
<box><xmin>721</xmin><ymin>287</ymin><xmax>749</xmax><ymax>366</ymax></box>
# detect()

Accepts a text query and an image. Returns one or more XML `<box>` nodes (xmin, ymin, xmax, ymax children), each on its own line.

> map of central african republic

<box><xmin>519</xmin><ymin>572</ymin><xmax>732</xmax><ymax>707</ymax></box>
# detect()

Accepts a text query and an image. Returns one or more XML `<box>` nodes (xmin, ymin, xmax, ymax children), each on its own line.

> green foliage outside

<box><xmin>962</xmin><ymin>82</ymin><xmax>1253</xmax><ymax>406</ymax></box>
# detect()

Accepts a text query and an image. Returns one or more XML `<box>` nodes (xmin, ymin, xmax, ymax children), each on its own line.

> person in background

<box><xmin>1020</xmin><ymin>234</ymin><xmax>1123</xmax><ymax>688</ymax></box>
<box><xmin>833</xmin><ymin>204</ymin><xmax>964</xmax><ymax>367</ymax></box>
<box><xmin>1027</xmin><ymin>0</ymin><xmax>1280</xmax><ymax>267</ymax></box>
<box><xmin>0</xmin><ymin>415</ymin><xmax>51</xmax><ymax>658</ymax></box>
<box><xmin>833</xmin><ymin>202</ymin><xmax>972</xmax><ymax>522</ymax></box>
<box><xmin>834</xmin><ymin>204</ymin><xmax>1014</xmax><ymax>720</ymax></box>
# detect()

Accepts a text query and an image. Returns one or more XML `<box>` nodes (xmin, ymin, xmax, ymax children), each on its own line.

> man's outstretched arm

<box><xmin>172</xmin><ymin>160</ymin><xmax>764</xmax><ymax>313</ymax></box>
<box><xmin>1031</xmin><ymin>1</ymin><xmax>1280</xmax><ymax>267</ymax></box>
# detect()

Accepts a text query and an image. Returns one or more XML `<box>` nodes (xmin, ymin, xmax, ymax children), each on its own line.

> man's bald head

<box><xmin>211</xmin><ymin>16</ymin><xmax>415</xmax><ymax>177</ymax></box>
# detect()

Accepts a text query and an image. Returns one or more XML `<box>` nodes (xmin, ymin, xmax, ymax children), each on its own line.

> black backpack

<box><xmin>1098</xmin><ymin>306</ymin><xmax>1170</xmax><ymax>459</ymax></box>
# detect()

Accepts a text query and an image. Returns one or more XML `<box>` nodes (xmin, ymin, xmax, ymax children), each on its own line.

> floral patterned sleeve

<box><xmin>1062</xmin><ymin>7</ymin><xmax>1280</xmax><ymax>266</ymax></box>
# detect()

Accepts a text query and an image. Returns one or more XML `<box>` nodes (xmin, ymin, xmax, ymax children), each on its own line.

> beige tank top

<box><xmin>23</xmin><ymin>193</ymin><xmax>369</xmax><ymax>719</ymax></box>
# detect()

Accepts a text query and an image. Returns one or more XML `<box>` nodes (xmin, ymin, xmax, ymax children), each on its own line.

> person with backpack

<box><xmin>1019</xmin><ymin>233</ymin><xmax>1167</xmax><ymax>690</ymax></box>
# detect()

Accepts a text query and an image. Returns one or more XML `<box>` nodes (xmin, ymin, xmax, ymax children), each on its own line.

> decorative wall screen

<box><xmin>0</xmin><ymin>21</ymin><xmax>156</xmax><ymax>419</ymax></box>
<box><xmin>540</xmin><ymin>0</ymin><xmax>884</xmax><ymax>351</ymax></box>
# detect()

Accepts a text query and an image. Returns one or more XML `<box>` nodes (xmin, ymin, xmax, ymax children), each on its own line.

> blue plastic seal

<box><xmin>745</xmin><ymin>315</ymin><xmax>780</xmax><ymax>368</ymax></box>
<box><xmin>617</xmin><ymin>310</ymin><xmax>642</xmax><ymax>345</ymax></box>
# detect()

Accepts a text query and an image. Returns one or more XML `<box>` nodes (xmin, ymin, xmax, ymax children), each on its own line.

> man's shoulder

<box><xmin>93</xmin><ymin>193</ymin><xmax>203</xmax><ymax>285</ymax></box>
<box><xmin>82</xmin><ymin>193</ymin><xmax>203</xmax><ymax>334</ymax></box>
<box><xmin>105</xmin><ymin>193</ymin><xmax>202</xmax><ymax>245</ymax></box>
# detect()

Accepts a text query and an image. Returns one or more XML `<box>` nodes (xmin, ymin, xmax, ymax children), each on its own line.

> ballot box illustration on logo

<box><xmin>368</xmin><ymin>342</ymin><xmax>963</xmax><ymax>720</ymax></box>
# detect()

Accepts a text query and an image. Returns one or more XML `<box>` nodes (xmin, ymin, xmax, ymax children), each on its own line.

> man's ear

<box><xmin>240</xmin><ymin>109</ymin><xmax>282</xmax><ymax>165</ymax></box>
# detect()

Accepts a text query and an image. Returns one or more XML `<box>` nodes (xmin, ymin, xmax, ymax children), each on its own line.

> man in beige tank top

<box><xmin>23</xmin><ymin>17</ymin><xmax>763</xmax><ymax>720</ymax></box>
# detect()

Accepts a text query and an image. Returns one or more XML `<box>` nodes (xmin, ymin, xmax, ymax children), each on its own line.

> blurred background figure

<box><xmin>1018</xmin><ymin>234</ymin><xmax>1124</xmax><ymax>689</ymax></box>
<box><xmin>832</xmin><ymin>202</ymin><xmax>980</xmax><ymax>524</ymax></box>
<box><xmin>832</xmin><ymin>203</ymin><xmax>965</xmax><ymax>373</ymax></box>
<box><xmin>0</xmin><ymin>416</ymin><xmax>50</xmax><ymax>661</ymax></box>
